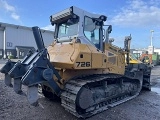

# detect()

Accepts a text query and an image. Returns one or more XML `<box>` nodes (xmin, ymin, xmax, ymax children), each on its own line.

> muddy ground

<box><xmin>0</xmin><ymin>61</ymin><xmax>160</xmax><ymax>120</ymax></box>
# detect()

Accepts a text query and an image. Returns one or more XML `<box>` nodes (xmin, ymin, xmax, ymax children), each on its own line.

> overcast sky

<box><xmin>0</xmin><ymin>0</ymin><xmax>160</xmax><ymax>48</ymax></box>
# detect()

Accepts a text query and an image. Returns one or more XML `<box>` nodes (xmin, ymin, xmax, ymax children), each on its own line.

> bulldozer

<box><xmin>129</xmin><ymin>53</ymin><xmax>142</xmax><ymax>64</ymax></box>
<box><xmin>0</xmin><ymin>6</ymin><xmax>151</xmax><ymax>118</ymax></box>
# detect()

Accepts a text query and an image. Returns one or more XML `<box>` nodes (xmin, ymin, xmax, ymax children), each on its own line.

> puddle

<box><xmin>152</xmin><ymin>87</ymin><xmax>160</xmax><ymax>95</ymax></box>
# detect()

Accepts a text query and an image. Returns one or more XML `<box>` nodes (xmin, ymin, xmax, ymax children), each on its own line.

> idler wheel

<box><xmin>77</xmin><ymin>87</ymin><xmax>94</xmax><ymax>109</ymax></box>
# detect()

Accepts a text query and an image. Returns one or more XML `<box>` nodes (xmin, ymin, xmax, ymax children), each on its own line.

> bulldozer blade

<box><xmin>13</xmin><ymin>78</ymin><xmax>22</xmax><ymax>94</ymax></box>
<box><xmin>27</xmin><ymin>85</ymin><xmax>39</xmax><ymax>106</ymax></box>
<box><xmin>4</xmin><ymin>74</ymin><xmax>13</xmax><ymax>87</ymax></box>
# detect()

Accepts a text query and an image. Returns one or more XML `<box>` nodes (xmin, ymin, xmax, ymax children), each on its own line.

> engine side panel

<box><xmin>104</xmin><ymin>43</ymin><xmax>126</xmax><ymax>75</ymax></box>
<box><xmin>48</xmin><ymin>42</ymin><xmax>125</xmax><ymax>75</ymax></box>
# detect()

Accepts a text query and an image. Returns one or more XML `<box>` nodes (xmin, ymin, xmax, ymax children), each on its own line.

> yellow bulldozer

<box><xmin>0</xmin><ymin>6</ymin><xmax>151</xmax><ymax>118</ymax></box>
<box><xmin>129</xmin><ymin>53</ymin><xmax>142</xmax><ymax>64</ymax></box>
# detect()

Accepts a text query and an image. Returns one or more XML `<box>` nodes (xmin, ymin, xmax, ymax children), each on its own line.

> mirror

<box><xmin>108</xmin><ymin>25</ymin><xmax>112</xmax><ymax>34</ymax></box>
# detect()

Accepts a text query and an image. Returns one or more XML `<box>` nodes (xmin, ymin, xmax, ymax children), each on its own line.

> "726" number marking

<box><xmin>76</xmin><ymin>62</ymin><xmax>91</xmax><ymax>67</ymax></box>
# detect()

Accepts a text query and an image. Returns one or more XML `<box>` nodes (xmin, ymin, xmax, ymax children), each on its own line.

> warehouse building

<box><xmin>0</xmin><ymin>22</ymin><xmax>54</xmax><ymax>59</ymax></box>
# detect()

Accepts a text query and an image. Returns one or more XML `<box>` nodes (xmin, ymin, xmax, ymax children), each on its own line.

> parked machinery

<box><xmin>140</xmin><ymin>52</ymin><xmax>152</xmax><ymax>65</ymax></box>
<box><xmin>0</xmin><ymin>6</ymin><xmax>151</xmax><ymax>118</ymax></box>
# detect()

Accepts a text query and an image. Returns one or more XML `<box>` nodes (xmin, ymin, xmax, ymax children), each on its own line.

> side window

<box><xmin>84</xmin><ymin>16</ymin><xmax>100</xmax><ymax>49</ymax></box>
<box><xmin>57</xmin><ymin>17</ymin><xmax>79</xmax><ymax>39</ymax></box>
<box><xmin>84</xmin><ymin>31</ymin><xmax>90</xmax><ymax>41</ymax></box>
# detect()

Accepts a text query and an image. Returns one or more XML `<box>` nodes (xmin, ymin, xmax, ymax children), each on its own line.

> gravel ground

<box><xmin>0</xmin><ymin>62</ymin><xmax>160</xmax><ymax>120</ymax></box>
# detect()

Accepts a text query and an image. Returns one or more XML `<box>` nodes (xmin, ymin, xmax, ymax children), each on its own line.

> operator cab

<box><xmin>50</xmin><ymin>6</ymin><xmax>107</xmax><ymax>51</ymax></box>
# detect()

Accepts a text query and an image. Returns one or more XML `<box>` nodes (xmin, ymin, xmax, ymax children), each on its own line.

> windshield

<box><xmin>58</xmin><ymin>18</ymin><xmax>78</xmax><ymax>38</ymax></box>
<box><xmin>84</xmin><ymin>16</ymin><xmax>101</xmax><ymax>49</ymax></box>
<box><xmin>130</xmin><ymin>53</ymin><xmax>138</xmax><ymax>60</ymax></box>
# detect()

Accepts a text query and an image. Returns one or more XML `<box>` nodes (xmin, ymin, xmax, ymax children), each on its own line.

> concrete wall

<box><xmin>0</xmin><ymin>22</ymin><xmax>54</xmax><ymax>59</ymax></box>
<box><xmin>5</xmin><ymin>26</ymin><xmax>54</xmax><ymax>50</ymax></box>
<box><xmin>41</xmin><ymin>30</ymin><xmax>54</xmax><ymax>47</ymax></box>
<box><xmin>5</xmin><ymin>27</ymin><xmax>36</xmax><ymax>50</ymax></box>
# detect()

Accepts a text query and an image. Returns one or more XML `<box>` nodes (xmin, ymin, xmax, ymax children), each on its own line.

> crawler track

<box><xmin>61</xmin><ymin>74</ymin><xmax>142</xmax><ymax>118</ymax></box>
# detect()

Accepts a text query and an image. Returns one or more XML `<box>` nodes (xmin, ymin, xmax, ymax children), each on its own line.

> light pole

<box><xmin>150</xmin><ymin>30</ymin><xmax>154</xmax><ymax>46</ymax></box>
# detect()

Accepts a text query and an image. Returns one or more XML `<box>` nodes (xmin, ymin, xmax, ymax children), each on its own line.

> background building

<box><xmin>0</xmin><ymin>22</ymin><xmax>54</xmax><ymax>59</ymax></box>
